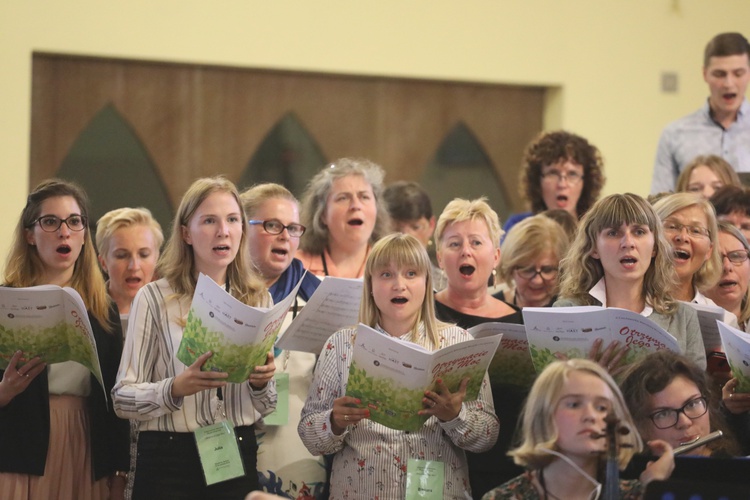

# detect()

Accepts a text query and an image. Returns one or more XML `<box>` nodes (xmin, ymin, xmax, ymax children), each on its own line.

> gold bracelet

<box><xmin>114</xmin><ymin>471</ymin><xmax>129</xmax><ymax>479</ymax></box>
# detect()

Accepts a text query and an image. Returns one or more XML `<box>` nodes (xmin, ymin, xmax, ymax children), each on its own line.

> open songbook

<box><xmin>275</xmin><ymin>276</ymin><xmax>363</xmax><ymax>354</ymax></box>
<box><xmin>0</xmin><ymin>285</ymin><xmax>104</xmax><ymax>392</ymax></box>
<box><xmin>345</xmin><ymin>323</ymin><xmax>501</xmax><ymax>431</ymax></box>
<box><xmin>176</xmin><ymin>273</ymin><xmax>301</xmax><ymax>383</ymax></box>
<box><xmin>522</xmin><ymin>306</ymin><xmax>681</xmax><ymax>372</ymax></box>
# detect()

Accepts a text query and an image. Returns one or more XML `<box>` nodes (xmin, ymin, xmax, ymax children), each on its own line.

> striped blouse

<box><xmin>298</xmin><ymin>324</ymin><xmax>499</xmax><ymax>499</ymax></box>
<box><xmin>112</xmin><ymin>278</ymin><xmax>277</xmax><ymax>432</ymax></box>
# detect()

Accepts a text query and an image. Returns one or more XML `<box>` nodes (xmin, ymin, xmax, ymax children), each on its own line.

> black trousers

<box><xmin>133</xmin><ymin>425</ymin><xmax>259</xmax><ymax>500</ymax></box>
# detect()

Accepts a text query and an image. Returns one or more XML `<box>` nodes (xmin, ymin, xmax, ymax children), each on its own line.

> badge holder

<box><xmin>194</xmin><ymin>392</ymin><xmax>245</xmax><ymax>485</ymax></box>
<box><xmin>405</xmin><ymin>459</ymin><xmax>444</xmax><ymax>499</ymax></box>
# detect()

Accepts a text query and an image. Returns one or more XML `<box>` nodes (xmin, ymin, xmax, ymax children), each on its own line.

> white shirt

<box><xmin>112</xmin><ymin>278</ymin><xmax>276</xmax><ymax>432</ymax></box>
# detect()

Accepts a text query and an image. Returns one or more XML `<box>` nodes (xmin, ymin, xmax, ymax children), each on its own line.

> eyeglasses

<box><xmin>28</xmin><ymin>215</ymin><xmax>88</xmax><ymax>232</ymax></box>
<box><xmin>663</xmin><ymin>221</ymin><xmax>710</xmax><ymax>239</ymax></box>
<box><xmin>514</xmin><ymin>266</ymin><xmax>559</xmax><ymax>281</ymax></box>
<box><xmin>721</xmin><ymin>249</ymin><xmax>750</xmax><ymax>265</ymax></box>
<box><xmin>248</xmin><ymin>219</ymin><xmax>306</xmax><ymax>238</ymax></box>
<box><xmin>541</xmin><ymin>170</ymin><xmax>583</xmax><ymax>185</ymax></box>
<box><xmin>648</xmin><ymin>396</ymin><xmax>708</xmax><ymax>429</ymax></box>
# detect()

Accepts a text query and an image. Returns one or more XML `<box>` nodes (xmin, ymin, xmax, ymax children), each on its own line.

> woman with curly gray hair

<box><xmin>297</xmin><ymin>158</ymin><xmax>391</xmax><ymax>278</ymax></box>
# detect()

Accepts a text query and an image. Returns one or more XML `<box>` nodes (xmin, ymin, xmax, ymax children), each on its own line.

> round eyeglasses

<box><xmin>28</xmin><ymin>215</ymin><xmax>88</xmax><ymax>232</ymax></box>
<box><xmin>514</xmin><ymin>266</ymin><xmax>558</xmax><ymax>281</ymax></box>
<box><xmin>648</xmin><ymin>396</ymin><xmax>708</xmax><ymax>429</ymax></box>
<box><xmin>248</xmin><ymin>219</ymin><xmax>306</xmax><ymax>238</ymax></box>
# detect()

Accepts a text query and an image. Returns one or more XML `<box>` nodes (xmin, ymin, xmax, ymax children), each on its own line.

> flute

<box><xmin>673</xmin><ymin>430</ymin><xmax>723</xmax><ymax>456</ymax></box>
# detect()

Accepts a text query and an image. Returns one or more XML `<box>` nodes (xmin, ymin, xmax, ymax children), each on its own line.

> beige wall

<box><xmin>1</xmin><ymin>0</ymin><xmax>748</xmax><ymax>267</ymax></box>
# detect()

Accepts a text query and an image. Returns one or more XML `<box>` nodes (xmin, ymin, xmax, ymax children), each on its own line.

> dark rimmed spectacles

<box><xmin>648</xmin><ymin>396</ymin><xmax>708</xmax><ymax>429</ymax></box>
<box><xmin>248</xmin><ymin>219</ymin><xmax>306</xmax><ymax>238</ymax></box>
<box><xmin>28</xmin><ymin>215</ymin><xmax>88</xmax><ymax>232</ymax></box>
<box><xmin>721</xmin><ymin>249</ymin><xmax>750</xmax><ymax>265</ymax></box>
<box><xmin>514</xmin><ymin>266</ymin><xmax>558</xmax><ymax>281</ymax></box>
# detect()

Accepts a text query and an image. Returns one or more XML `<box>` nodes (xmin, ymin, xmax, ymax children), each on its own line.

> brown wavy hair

<box><xmin>520</xmin><ymin>130</ymin><xmax>605</xmax><ymax>217</ymax></box>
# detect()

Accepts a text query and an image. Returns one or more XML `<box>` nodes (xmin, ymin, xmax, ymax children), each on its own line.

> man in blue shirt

<box><xmin>651</xmin><ymin>33</ymin><xmax>750</xmax><ymax>194</ymax></box>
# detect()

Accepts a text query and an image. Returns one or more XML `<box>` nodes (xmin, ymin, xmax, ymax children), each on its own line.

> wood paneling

<box><xmin>31</xmin><ymin>53</ymin><xmax>544</xmax><ymax>212</ymax></box>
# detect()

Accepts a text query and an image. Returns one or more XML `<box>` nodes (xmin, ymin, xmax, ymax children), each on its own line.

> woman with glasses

<box><xmin>0</xmin><ymin>179</ymin><xmax>129</xmax><ymax>499</ymax></box>
<box><xmin>502</xmin><ymin>131</ymin><xmax>605</xmax><ymax>235</ymax></box>
<box><xmin>620</xmin><ymin>351</ymin><xmax>739</xmax><ymax>459</ymax></box>
<box><xmin>239</xmin><ymin>183</ymin><xmax>325</xmax><ymax>498</ymax></box>
<box><xmin>704</xmin><ymin>222</ymin><xmax>750</xmax><ymax>332</ymax></box>
<box><xmin>297</xmin><ymin>158</ymin><xmax>391</xmax><ymax>279</ymax></box>
<box><xmin>482</xmin><ymin>359</ymin><xmax>674</xmax><ymax>500</ymax></box>
<box><xmin>241</xmin><ymin>183</ymin><xmax>320</xmax><ymax>303</ymax></box>
<box><xmin>496</xmin><ymin>214</ymin><xmax>570</xmax><ymax>308</ymax></box>
<box><xmin>653</xmin><ymin>194</ymin><xmax>722</xmax><ymax>304</ymax></box>
<box><xmin>433</xmin><ymin>198</ymin><xmax>524</xmax><ymax>498</ymax></box>
<box><xmin>555</xmin><ymin>193</ymin><xmax>706</xmax><ymax>371</ymax></box>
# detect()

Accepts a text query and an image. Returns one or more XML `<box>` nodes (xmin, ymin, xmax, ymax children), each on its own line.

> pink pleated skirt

<box><xmin>0</xmin><ymin>395</ymin><xmax>110</xmax><ymax>500</ymax></box>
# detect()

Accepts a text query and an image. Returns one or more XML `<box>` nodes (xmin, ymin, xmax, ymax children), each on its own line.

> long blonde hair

<box><xmin>359</xmin><ymin>233</ymin><xmax>448</xmax><ymax>349</ymax></box>
<box><xmin>558</xmin><ymin>193</ymin><xmax>678</xmax><ymax>315</ymax></box>
<box><xmin>157</xmin><ymin>177</ymin><xmax>268</xmax><ymax>308</ymax></box>
<box><xmin>4</xmin><ymin>179</ymin><xmax>113</xmax><ymax>330</ymax></box>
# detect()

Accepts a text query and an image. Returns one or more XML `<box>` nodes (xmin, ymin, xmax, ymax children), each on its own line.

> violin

<box><xmin>591</xmin><ymin>412</ymin><xmax>632</xmax><ymax>500</ymax></box>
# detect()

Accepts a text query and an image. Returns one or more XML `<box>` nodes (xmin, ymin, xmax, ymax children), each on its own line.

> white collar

<box><xmin>589</xmin><ymin>277</ymin><xmax>653</xmax><ymax>317</ymax></box>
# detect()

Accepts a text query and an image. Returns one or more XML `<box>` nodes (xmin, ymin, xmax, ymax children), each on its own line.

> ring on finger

<box><xmin>344</xmin><ymin>414</ymin><xmax>349</xmax><ymax>422</ymax></box>
<box><xmin>431</xmin><ymin>401</ymin><xmax>436</xmax><ymax>408</ymax></box>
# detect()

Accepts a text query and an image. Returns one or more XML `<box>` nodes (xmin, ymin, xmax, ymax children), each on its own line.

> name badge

<box><xmin>262</xmin><ymin>372</ymin><xmax>289</xmax><ymax>426</ymax></box>
<box><xmin>194</xmin><ymin>421</ymin><xmax>245</xmax><ymax>485</ymax></box>
<box><xmin>405</xmin><ymin>459</ymin><xmax>444</xmax><ymax>499</ymax></box>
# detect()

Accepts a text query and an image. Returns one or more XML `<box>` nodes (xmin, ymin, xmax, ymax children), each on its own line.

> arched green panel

<box><xmin>56</xmin><ymin>104</ymin><xmax>174</xmax><ymax>243</ymax></box>
<box><xmin>238</xmin><ymin>112</ymin><xmax>327</xmax><ymax>198</ymax></box>
<box><xmin>419</xmin><ymin>122</ymin><xmax>511</xmax><ymax>221</ymax></box>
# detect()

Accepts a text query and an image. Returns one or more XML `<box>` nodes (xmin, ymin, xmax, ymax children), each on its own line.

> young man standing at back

<box><xmin>651</xmin><ymin>32</ymin><xmax>750</xmax><ymax>194</ymax></box>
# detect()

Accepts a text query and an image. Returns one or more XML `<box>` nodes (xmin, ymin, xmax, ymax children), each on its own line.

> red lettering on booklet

<box><xmin>618</xmin><ymin>326</ymin><xmax>668</xmax><ymax>350</ymax></box>
<box><xmin>262</xmin><ymin>316</ymin><xmax>284</xmax><ymax>340</ymax></box>
<box><xmin>70</xmin><ymin>309</ymin><xmax>89</xmax><ymax>340</ymax></box>
<box><xmin>501</xmin><ymin>339</ymin><xmax>528</xmax><ymax>351</ymax></box>
<box><xmin>431</xmin><ymin>351</ymin><xmax>489</xmax><ymax>376</ymax></box>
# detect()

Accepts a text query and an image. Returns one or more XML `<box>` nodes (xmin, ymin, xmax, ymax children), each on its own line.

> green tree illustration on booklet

<box><xmin>730</xmin><ymin>362</ymin><xmax>750</xmax><ymax>393</ymax></box>
<box><xmin>0</xmin><ymin>321</ymin><xmax>99</xmax><ymax>380</ymax></box>
<box><xmin>178</xmin><ymin>309</ymin><xmax>275</xmax><ymax>383</ymax></box>
<box><xmin>488</xmin><ymin>349</ymin><xmax>536</xmax><ymax>388</ymax></box>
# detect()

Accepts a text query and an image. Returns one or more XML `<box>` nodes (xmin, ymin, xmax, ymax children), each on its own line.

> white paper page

<box><xmin>718</xmin><ymin>321</ymin><xmax>750</xmax><ymax>392</ymax></box>
<box><xmin>275</xmin><ymin>277</ymin><xmax>362</xmax><ymax>354</ymax></box>
<box><xmin>684</xmin><ymin>302</ymin><xmax>725</xmax><ymax>352</ymax></box>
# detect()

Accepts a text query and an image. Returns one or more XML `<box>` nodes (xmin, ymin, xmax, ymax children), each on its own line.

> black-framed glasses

<box><xmin>721</xmin><ymin>249</ymin><xmax>750</xmax><ymax>265</ymax></box>
<box><xmin>514</xmin><ymin>266</ymin><xmax>558</xmax><ymax>281</ymax></box>
<box><xmin>28</xmin><ymin>215</ymin><xmax>88</xmax><ymax>233</ymax></box>
<box><xmin>648</xmin><ymin>396</ymin><xmax>708</xmax><ymax>429</ymax></box>
<box><xmin>541</xmin><ymin>170</ymin><xmax>583</xmax><ymax>185</ymax></box>
<box><xmin>663</xmin><ymin>220</ymin><xmax>710</xmax><ymax>239</ymax></box>
<box><xmin>248</xmin><ymin>219</ymin><xmax>306</xmax><ymax>238</ymax></box>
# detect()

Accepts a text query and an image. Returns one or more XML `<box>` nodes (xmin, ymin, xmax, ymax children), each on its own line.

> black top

<box><xmin>433</xmin><ymin>299</ymin><xmax>523</xmax><ymax>329</ymax></box>
<box><xmin>434</xmin><ymin>298</ymin><xmax>526</xmax><ymax>499</ymax></box>
<box><xmin>0</xmin><ymin>304</ymin><xmax>130</xmax><ymax>479</ymax></box>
